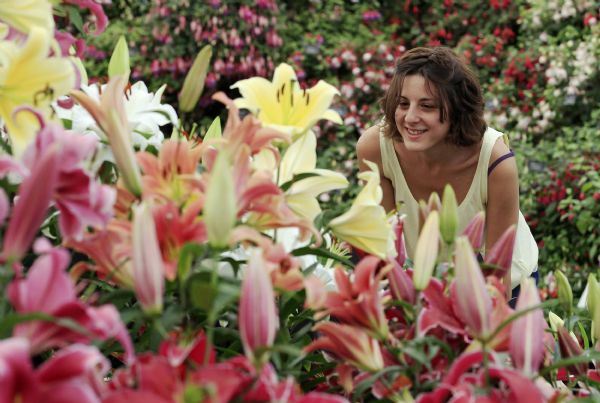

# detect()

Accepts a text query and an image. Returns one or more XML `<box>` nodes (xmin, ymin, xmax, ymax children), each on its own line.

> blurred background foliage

<box><xmin>79</xmin><ymin>0</ymin><xmax>600</xmax><ymax>294</ymax></box>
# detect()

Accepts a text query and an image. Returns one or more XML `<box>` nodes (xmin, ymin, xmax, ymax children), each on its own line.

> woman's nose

<box><xmin>405</xmin><ymin>105</ymin><xmax>420</xmax><ymax>122</ymax></box>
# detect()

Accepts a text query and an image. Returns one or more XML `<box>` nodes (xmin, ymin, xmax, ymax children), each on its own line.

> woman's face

<box><xmin>394</xmin><ymin>74</ymin><xmax>450</xmax><ymax>152</ymax></box>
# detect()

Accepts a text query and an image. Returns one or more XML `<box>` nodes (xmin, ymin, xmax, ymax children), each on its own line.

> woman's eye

<box><xmin>421</xmin><ymin>104</ymin><xmax>435</xmax><ymax>109</ymax></box>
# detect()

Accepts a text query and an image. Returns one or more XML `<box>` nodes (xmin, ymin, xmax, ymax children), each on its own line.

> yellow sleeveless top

<box><xmin>379</xmin><ymin>125</ymin><xmax>538</xmax><ymax>288</ymax></box>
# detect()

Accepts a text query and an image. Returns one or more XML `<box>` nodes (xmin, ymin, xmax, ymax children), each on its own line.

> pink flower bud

<box><xmin>484</xmin><ymin>224</ymin><xmax>516</xmax><ymax>278</ymax></box>
<box><xmin>239</xmin><ymin>250</ymin><xmax>279</xmax><ymax>365</ymax></box>
<box><xmin>510</xmin><ymin>278</ymin><xmax>545</xmax><ymax>375</ymax></box>
<box><xmin>388</xmin><ymin>260</ymin><xmax>415</xmax><ymax>304</ymax></box>
<box><xmin>462</xmin><ymin>211</ymin><xmax>485</xmax><ymax>251</ymax></box>
<box><xmin>452</xmin><ymin>237</ymin><xmax>492</xmax><ymax>338</ymax></box>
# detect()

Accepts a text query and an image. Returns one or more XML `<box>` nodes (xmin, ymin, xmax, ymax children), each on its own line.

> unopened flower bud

<box><xmin>440</xmin><ymin>184</ymin><xmax>458</xmax><ymax>245</ymax></box>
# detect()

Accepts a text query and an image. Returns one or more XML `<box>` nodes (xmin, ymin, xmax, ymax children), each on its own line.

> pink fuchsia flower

<box><xmin>510</xmin><ymin>278</ymin><xmax>546</xmax><ymax>376</ymax></box>
<box><xmin>132</xmin><ymin>201</ymin><xmax>164</xmax><ymax>315</ymax></box>
<box><xmin>239</xmin><ymin>250</ymin><xmax>279</xmax><ymax>366</ymax></box>
<box><xmin>7</xmin><ymin>243</ymin><xmax>134</xmax><ymax>364</ymax></box>
<box><xmin>451</xmin><ymin>237</ymin><xmax>492</xmax><ymax>339</ymax></box>
<box><xmin>306</xmin><ymin>322</ymin><xmax>384</xmax><ymax>372</ymax></box>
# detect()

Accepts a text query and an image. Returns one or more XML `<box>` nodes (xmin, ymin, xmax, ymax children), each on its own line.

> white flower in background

<box><xmin>56</xmin><ymin>81</ymin><xmax>178</xmax><ymax>152</ymax></box>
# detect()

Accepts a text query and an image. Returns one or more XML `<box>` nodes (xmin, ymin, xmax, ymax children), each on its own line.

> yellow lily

<box><xmin>278</xmin><ymin>131</ymin><xmax>348</xmax><ymax>222</ymax></box>
<box><xmin>0</xmin><ymin>0</ymin><xmax>54</xmax><ymax>35</ymax></box>
<box><xmin>0</xmin><ymin>26</ymin><xmax>76</xmax><ymax>157</ymax></box>
<box><xmin>231</xmin><ymin>63</ymin><xmax>342</xmax><ymax>140</ymax></box>
<box><xmin>329</xmin><ymin>160</ymin><xmax>391</xmax><ymax>259</ymax></box>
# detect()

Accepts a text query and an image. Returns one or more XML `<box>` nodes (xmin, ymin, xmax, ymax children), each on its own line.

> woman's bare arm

<box><xmin>356</xmin><ymin>125</ymin><xmax>396</xmax><ymax>213</ymax></box>
<box><xmin>486</xmin><ymin>138</ymin><xmax>519</xmax><ymax>294</ymax></box>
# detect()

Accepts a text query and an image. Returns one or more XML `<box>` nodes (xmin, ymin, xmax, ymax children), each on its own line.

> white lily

<box><xmin>57</xmin><ymin>80</ymin><xmax>178</xmax><ymax>151</ymax></box>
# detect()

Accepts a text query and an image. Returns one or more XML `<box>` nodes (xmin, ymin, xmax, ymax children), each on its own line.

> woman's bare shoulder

<box><xmin>356</xmin><ymin>125</ymin><xmax>383</xmax><ymax>167</ymax></box>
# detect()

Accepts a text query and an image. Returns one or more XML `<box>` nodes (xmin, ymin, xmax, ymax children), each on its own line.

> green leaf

<box><xmin>351</xmin><ymin>366</ymin><xmax>405</xmax><ymax>401</ymax></box>
<box><xmin>177</xmin><ymin>242</ymin><xmax>207</xmax><ymax>280</ymax></box>
<box><xmin>292</xmin><ymin>246</ymin><xmax>353</xmax><ymax>267</ymax></box>
<box><xmin>540</xmin><ymin>351</ymin><xmax>600</xmax><ymax>377</ymax></box>
<box><xmin>187</xmin><ymin>272</ymin><xmax>218</xmax><ymax>311</ymax></box>
<box><xmin>280</xmin><ymin>172</ymin><xmax>321</xmax><ymax>192</ymax></box>
<box><xmin>0</xmin><ymin>312</ymin><xmax>93</xmax><ymax>339</ymax></box>
<box><xmin>576</xmin><ymin>211</ymin><xmax>592</xmax><ymax>234</ymax></box>
<box><xmin>66</xmin><ymin>6</ymin><xmax>84</xmax><ymax>33</ymax></box>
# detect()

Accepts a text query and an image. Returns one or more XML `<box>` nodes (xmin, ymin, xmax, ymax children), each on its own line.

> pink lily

<box><xmin>239</xmin><ymin>250</ymin><xmax>279</xmax><ymax>365</ymax></box>
<box><xmin>152</xmin><ymin>200</ymin><xmax>207</xmax><ymax>280</ymax></box>
<box><xmin>418</xmin><ymin>278</ymin><xmax>467</xmax><ymax>337</ymax></box>
<box><xmin>510</xmin><ymin>278</ymin><xmax>545</xmax><ymax>375</ymax></box>
<box><xmin>320</xmin><ymin>256</ymin><xmax>389</xmax><ymax>339</ymax></box>
<box><xmin>417</xmin><ymin>350</ymin><xmax>545</xmax><ymax>402</ymax></box>
<box><xmin>0</xmin><ymin>337</ymin><xmax>110</xmax><ymax>403</ymax></box>
<box><xmin>1</xmin><ymin>142</ymin><xmax>60</xmax><ymax>262</ymax></box>
<box><xmin>484</xmin><ymin>224</ymin><xmax>517</xmax><ymax>278</ymax></box>
<box><xmin>304</xmin><ymin>275</ymin><xmax>328</xmax><ymax>311</ymax></box>
<box><xmin>305</xmin><ymin>322</ymin><xmax>384</xmax><ymax>372</ymax></box>
<box><xmin>451</xmin><ymin>237</ymin><xmax>492</xmax><ymax>338</ymax></box>
<box><xmin>137</xmin><ymin>139</ymin><xmax>204</xmax><ymax>206</ymax></box>
<box><xmin>71</xmin><ymin>75</ymin><xmax>143</xmax><ymax>196</ymax></box>
<box><xmin>132</xmin><ymin>201</ymin><xmax>165</xmax><ymax>314</ymax></box>
<box><xmin>65</xmin><ymin>220</ymin><xmax>134</xmax><ymax>287</ymax></box>
<box><xmin>7</xmin><ymin>242</ymin><xmax>134</xmax><ymax>364</ymax></box>
<box><xmin>16</xmin><ymin>117</ymin><xmax>116</xmax><ymax>241</ymax></box>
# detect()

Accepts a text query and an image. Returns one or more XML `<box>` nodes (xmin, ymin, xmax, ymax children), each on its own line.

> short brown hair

<box><xmin>381</xmin><ymin>46</ymin><xmax>486</xmax><ymax>146</ymax></box>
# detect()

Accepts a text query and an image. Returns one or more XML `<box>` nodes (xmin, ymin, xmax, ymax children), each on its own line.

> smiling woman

<box><xmin>356</xmin><ymin>46</ymin><xmax>538</xmax><ymax>297</ymax></box>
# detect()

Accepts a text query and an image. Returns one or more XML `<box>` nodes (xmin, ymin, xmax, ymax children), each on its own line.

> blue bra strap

<box><xmin>487</xmin><ymin>150</ymin><xmax>515</xmax><ymax>176</ymax></box>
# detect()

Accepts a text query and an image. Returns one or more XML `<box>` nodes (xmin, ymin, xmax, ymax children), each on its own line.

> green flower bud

<box><xmin>555</xmin><ymin>269</ymin><xmax>573</xmax><ymax>313</ymax></box>
<box><xmin>440</xmin><ymin>184</ymin><xmax>458</xmax><ymax>245</ymax></box>
<box><xmin>179</xmin><ymin>45</ymin><xmax>212</xmax><ymax>112</ymax></box>
<box><xmin>108</xmin><ymin>35</ymin><xmax>130</xmax><ymax>82</ymax></box>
